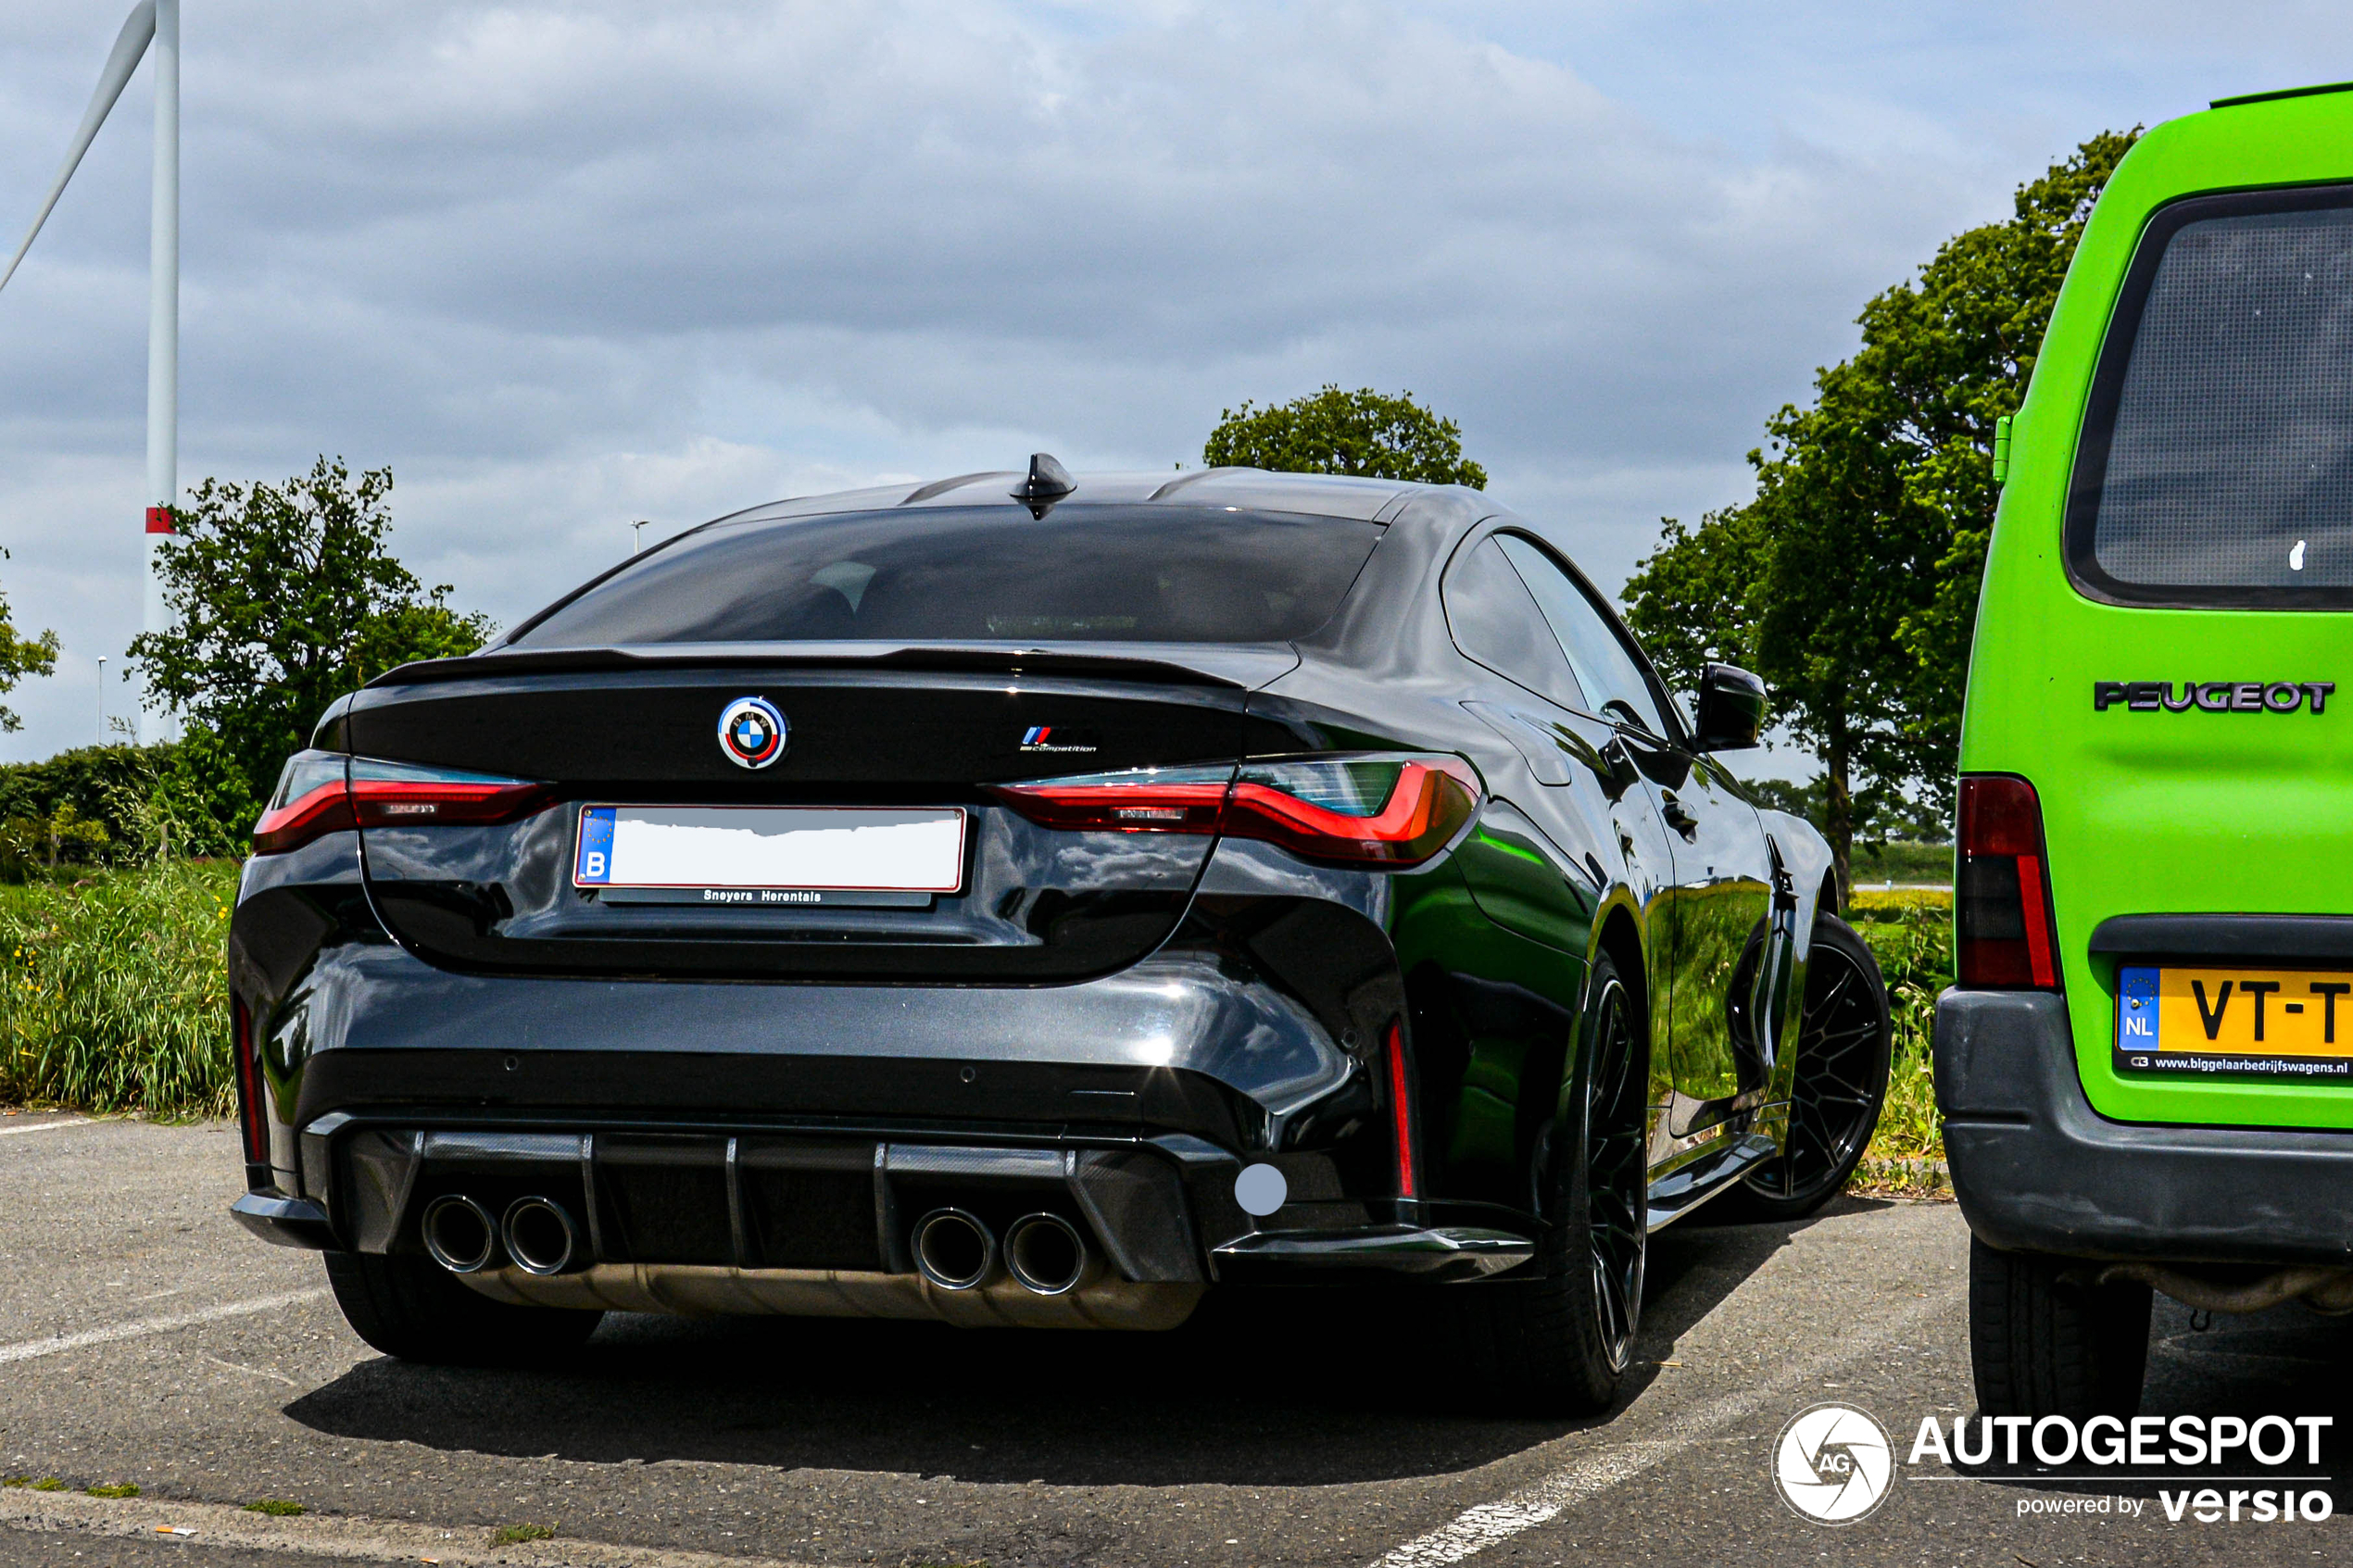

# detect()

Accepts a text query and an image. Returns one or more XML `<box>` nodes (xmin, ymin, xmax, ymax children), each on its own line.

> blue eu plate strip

<box><xmin>2117</xmin><ymin>964</ymin><xmax>2160</xmax><ymax>1051</ymax></box>
<box><xmin>575</xmin><ymin>806</ymin><xmax>615</xmax><ymax>884</ymax></box>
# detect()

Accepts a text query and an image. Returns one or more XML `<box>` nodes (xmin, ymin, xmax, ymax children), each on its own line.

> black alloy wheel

<box><xmin>1438</xmin><ymin>949</ymin><xmax>1649</xmax><ymax>1414</ymax></box>
<box><xmin>1579</xmin><ymin>964</ymin><xmax>1648</xmax><ymax>1373</ymax></box>
<box><xmin>1726</xmin><ymin>912</ymin><xmax>1892</xmax><ymax>1222</ymax></box>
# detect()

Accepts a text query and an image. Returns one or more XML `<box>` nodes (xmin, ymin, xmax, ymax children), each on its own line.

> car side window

<box><xmin>1493</xmin><ymin>533</ymin><xmax>1675</xmax><ymax>738</ymax></box>
<box><xmin>1441</xmin><ymin>536</ymin><xmax>1588</xmax><ymax>711</ymax></box>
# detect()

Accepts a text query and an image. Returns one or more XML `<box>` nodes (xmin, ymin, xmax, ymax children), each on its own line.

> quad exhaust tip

<box><xmin>911</xmin><ymin>1208</ymin><xmax>997</xmax><ymax>1291</ymax></box>
<box><xmin>1004</xmin><ymin>1211</ymin><xmax>1093</xmax><ymax>1297</ymax></box>
<box><xmin>501</xmin><ymin>1196</ymin><xmax>579</xmax><ymax>1276</ymax></box>
<box><xmin>421</xmin><ymin>1194</ymin><xmax>499</xmax><ymax>1274</ymax></box>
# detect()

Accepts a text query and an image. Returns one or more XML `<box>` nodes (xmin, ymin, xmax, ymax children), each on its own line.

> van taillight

<box><xmin>1957</xmin><ymin>774</ymin><xmax>2059</xmax><ymax>990</ymax></box>
<box><xmin>250</xmin><ymin>751</ymin><xmax>552</xmax><ymax>855</ymax></box>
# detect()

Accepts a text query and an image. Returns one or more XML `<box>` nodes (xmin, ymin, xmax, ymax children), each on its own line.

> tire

<box><xmin>1969</xmin><ymin>1237</ymin><xmax>2151</xmax><ymax>1420</ymax></box>
<box><xmin>1718</xmin><ymin>912</ymin><xmax>1892</xmax><ymax>1223</ymax></box>
<box><xmin>323</xmin><ymin>1250</ymin><xmax>603</xmax><ymax>1366</ymax></box>
<box><xmin>1438</xmin><ymin>949</ymin><xmax>1648</xmax><ymax>1415</ymax></box>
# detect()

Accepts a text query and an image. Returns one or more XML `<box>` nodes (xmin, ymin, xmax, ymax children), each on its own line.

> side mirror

<box><xmin>1694</xmin><ymin>663</ymin><xmax>1766</xmax><ymax>751</ymax></box>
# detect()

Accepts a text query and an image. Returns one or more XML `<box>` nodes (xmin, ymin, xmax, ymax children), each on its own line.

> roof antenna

<box><xmin>1011</xmin><ymin>452</ymin><xmax>1075</xmax><ymax>518</ymax></box>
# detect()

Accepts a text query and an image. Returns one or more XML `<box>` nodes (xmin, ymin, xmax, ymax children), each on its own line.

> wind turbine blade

<box><xmin>0</xmin><ymin>0</ymin><xmax>158</xmax><ymax>297</ymax></box>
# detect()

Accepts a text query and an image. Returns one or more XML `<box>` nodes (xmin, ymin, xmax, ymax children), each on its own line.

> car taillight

<box><xmin>233</xmin><ymin>995</ymin><xmax>267</xmax><ymax>1167</ymax></box>
<box><xmin>986</xmin><ymin>765</ymin><xmax>1233</xmax><ymax>834</ymax></box>
<box><xmin>989</xmin><ymin>754</ymin><xmax>1482</xmax><ymax>868</ymax></box>
<box><xmin>249</xmin><ymin>750</ymin><xmax>352</xmax><ymax>854</ymax></box>
<box><xmin>251</xmin><ymin>751</ymin><xmax>552</xmax><ymax>855</ymax></box>
<box><xmin>1957</xmin><ymin>773</ymin><xmax>2060</xmax><ymax>990</ymax></box>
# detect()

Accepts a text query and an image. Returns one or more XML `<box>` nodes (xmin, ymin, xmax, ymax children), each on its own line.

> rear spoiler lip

<box><xmin>359</xmin><ymin>640</ymin><xmax>1302</xmax><ymax>694</ymax></box>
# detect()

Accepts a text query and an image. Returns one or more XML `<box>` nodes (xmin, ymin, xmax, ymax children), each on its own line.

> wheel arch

<box><xmin>1573</xmin><ymin>901</ymin><xmax>1650</xmax><ymax>1110</ymax></box>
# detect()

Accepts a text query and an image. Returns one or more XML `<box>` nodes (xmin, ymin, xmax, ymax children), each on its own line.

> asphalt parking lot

<box><xmin>2</xmin><ymin>1115</ymin><xmax>2346</xmax><ymax>1567</ymax></box>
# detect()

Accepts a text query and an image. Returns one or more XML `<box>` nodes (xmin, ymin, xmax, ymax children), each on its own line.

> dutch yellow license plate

<box><xmin>2115</xmin><ymin>964</ymin><xmax>2353</xmax><ymax>1080</ymax></box>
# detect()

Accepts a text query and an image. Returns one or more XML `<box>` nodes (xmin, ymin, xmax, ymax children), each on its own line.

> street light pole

<box><xmin>96</xmin><ymin>657</ymin><xmax>107</xmax><ymax>745</ymax></box>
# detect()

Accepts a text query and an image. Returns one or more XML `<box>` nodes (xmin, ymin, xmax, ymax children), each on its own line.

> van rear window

<box><xmin>2069</xmin><ymin>187</ymin><xmax>2353</xmax><ymax>608</ymax></box>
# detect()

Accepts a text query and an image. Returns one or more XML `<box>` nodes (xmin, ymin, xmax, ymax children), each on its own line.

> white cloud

<box><xmin>1</xmin><ymin>0</ymin><xmax>2346</xmax><ymax>764</ymax></box>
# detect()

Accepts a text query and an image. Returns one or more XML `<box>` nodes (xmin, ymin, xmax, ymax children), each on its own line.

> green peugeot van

<box><xmin>1941</xmin><ymin>83</ymin><xmax>2353</xmax><ymax>1419</ymax></box>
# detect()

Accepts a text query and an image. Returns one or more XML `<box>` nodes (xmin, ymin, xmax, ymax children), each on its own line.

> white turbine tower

<box><xmin>0</xmin><ymin>0</ymin><xmax>179</xmax><ymax>744</ymax></box>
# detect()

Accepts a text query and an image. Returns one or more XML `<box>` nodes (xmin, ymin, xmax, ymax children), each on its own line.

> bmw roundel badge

<box><xmin>717</xmin><ymin>696</ymin><xmax>788</xmax><ymax>770</ymax></box>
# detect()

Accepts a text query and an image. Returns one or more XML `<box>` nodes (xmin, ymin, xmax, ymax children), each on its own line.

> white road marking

<box><xmin>0</xmin><ymin>1287</ymin><xmax>328</xmax><ymax>1366</ymax></box>
<box><xmin>1367</xmin><ymin>1286</ymin><xmax>1963</xmax><ymax>1566</ymax></box>
<box><xmin>0</xmin><ymin>1117</ymin><xmax>92</xmax><ymax>1138</ymax></box>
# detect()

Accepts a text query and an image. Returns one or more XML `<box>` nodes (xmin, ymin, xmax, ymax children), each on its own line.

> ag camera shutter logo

<box><xmin>1773</xmin><ymin>1402</ymin><xmax>1894</xmax><ymax>1524</ymax></box>
<box><xmin>717</xmin><ymin>696</ymin><xmax>788</xmax><ymax>770</ymax></box>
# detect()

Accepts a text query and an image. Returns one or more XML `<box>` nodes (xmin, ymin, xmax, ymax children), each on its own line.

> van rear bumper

<box><xmin>1935</xmin><ymin>988</ymin><xmax>2353</xmax><ymax>1266</ymax></box>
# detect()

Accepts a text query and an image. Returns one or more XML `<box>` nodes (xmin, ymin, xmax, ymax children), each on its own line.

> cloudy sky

<box><xmin>0</xmin><ymin>0</ymin><xmax>2341</xmax><ymax>764</ymax></box>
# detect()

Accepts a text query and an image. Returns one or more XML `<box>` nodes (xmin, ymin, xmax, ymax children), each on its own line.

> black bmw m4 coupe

<box><xmin>229</xmin><ymin>458</ymin><xmax>1890</xmax><ymax>1412</ymax></box>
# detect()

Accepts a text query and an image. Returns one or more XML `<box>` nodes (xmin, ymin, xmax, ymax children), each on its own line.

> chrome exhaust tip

<box><xmin>501</xmin><ymin>1196</ymin><xmax>579</xmax><ymax>1276</ymax></box>
<box><xmin>421</xmin><ymin>1194</ymin><xmax>499</xmax><ymax>1274</ymax></box>
<box><xmin>1004</xmin><ymin>1211</ymin><xmax>1094</xmax><ymax>1297</ymax></box>
<box><xmin>911</xmin><ymin>1208</ymin><xmax>997</xmax><ymax>1291</ymax></box>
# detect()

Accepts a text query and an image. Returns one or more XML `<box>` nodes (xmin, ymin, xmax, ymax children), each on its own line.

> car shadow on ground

<box><xmin>1937</xmin><ymin>1296</ymin><xmax>2353</xmax><ymax>1512</ymax></box>
<box><xmin>283</xmin><ymin>1204</ymin><xmax>1814</xmax><ymax>1487</ymax></box>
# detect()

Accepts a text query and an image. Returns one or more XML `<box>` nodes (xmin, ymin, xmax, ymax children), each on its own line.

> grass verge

<box><xmin>0</xmin><ymin>861</ymin><xmax>238</xmax><ymax>1116</ymax></box>
<box><xmin>1847</xmin><ymin>886</ymin><xmax>1952</xmax><ymax>1198</ymax></box>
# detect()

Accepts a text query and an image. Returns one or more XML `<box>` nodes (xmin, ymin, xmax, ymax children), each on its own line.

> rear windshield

<box><xmin>2070</xmin><ymin>187</ymin><xmax>2353</xmax><ymax>608</ymax></box>
<box><xmin>510</xmin><ymin>503</ymin><xmax>1385</xmax><ymax>647</ymax></box>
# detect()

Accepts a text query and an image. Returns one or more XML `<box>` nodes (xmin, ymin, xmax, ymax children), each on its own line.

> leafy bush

<box><xmin>0</xmin><ymin>861</ymin><xmax>238</xmax><ymax>1115</ymax></box>
<box><xmin>0</xmin><ymin>741</ymin><xmax>243</xmax><ymax>874</ymax></box>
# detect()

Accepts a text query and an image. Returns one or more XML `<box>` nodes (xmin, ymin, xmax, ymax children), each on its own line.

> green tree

<box><xmin>1623</xmin><ymin>131</ymin><xmax>2136</xmax><ymax>898</ymax></box>
<box><xmin>127</xmin><ymin>458</ymin><xmax>495</xmax><ymax>831</ymax></box>
<box><xmin>1882</xmin><ymin>130</ymin><xmax>2139</xmax><ymax>754</ymax></box>
<box><xmin>1617</xmin><ymin>506</ymin><xmax>1765</xmax><ymax>695</ymax></box>
<box><xmin>0</xmin><ymin>558</ymin><xmax>59</xmax><ymax>733</ymax></box>
<box><xmin>1203</xmin><ymin>385</ymin><xmax>1488</xmax><ymax>487</ymax></box>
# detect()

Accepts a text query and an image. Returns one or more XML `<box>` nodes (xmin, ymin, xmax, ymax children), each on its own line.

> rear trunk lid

<box><xmin>345</xmin><ymin>645</ymin><xmax>1294</xmax><ymax>982</ymax></box>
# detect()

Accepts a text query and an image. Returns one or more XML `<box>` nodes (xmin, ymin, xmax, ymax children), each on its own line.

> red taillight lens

<box><xmin>1228</xmin><ymin>759</ymin><xmax>1480</xmax><ymax>867</ymax></box>
<box><xmin>1957</xmin><ymin>773</ymin><xmax>2059</xmax><ymax>990</ymax></box>
<box><xmin>250</xmin><ymin>750</ymin><xmax>353</xmax><ymax>855</ymax></box>
<box><xmin>989</xmin><ymin>754</ymin><xmax>1481</xmax><ymax>868</ymax></box>
<box><xmin>985</xmin><ymin>766</ymin><xmax>1232</xmax><ymax>834</ymax></box>
<box><xmin>233</xmin><ymin>995</ymin><xmax>267</xmax><ymax>1166</ymax></box>
<box><xmin>251</xmin><ymin>751</ymin><xmax>552</xmax><ymax>855</ymax></box>
<box><xmin>1386</xmin><ymin>1022</ymin><xmax>1418</xmax><ymax>1198</ymax></box>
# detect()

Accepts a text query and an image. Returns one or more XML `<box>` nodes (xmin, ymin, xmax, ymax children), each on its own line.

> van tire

<box><xmin>324</xmin><ymin>1250</ymin><xmax>602</xmax><ymax>1365</ymax></box>
<box><xmin>1716</xmin><ymin>913</ymin><xmax>1892</xmax><ymax>1223</ymax></box>
<box><xmin>1968</xmin><ymin>1237</ymin><xmax>2151</xmax><ymax>1419</ymax></box>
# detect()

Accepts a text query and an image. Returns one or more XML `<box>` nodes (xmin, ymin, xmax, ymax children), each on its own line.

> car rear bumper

<box><xmin>1935</xmin><ymin>988</ymin><xmax>2353</xmax><ymax>1266</ymax></box>
<box><xmin>236</xmin><ymin>1110</ymin><xmax>1536</xmax><ymax>1328</ymax></box>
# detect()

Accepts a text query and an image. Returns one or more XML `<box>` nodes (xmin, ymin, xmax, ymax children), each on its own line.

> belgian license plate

<box><xmin>573</xmin><ymin>805</ymin><xmax>966</xmax><ymax>908</ymax></box>
<box><xmin>2114</xmin><ymin>964</ymin><xmax>2353</xmax><ymax>1080</ymax></box>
